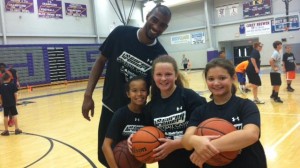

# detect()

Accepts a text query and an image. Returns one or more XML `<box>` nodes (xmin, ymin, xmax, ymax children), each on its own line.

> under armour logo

<box><xmin>135</xmin><ymin>118</ymin><xmax>140</xmax><ymax>122</ymax></box>
<box><xmin>232</xmin><ymin>116</ymin><xmax>240</xmax><ymax>122</ymax></box>
<box><xmin>147</xmin><ymin>59</ymin><xmax>152</xmax><ymax>64</ymax></box>
<box><xmin>176</xmin><ymin>106</ymin><xmax>183</xmax><ymax>111</ymax></box>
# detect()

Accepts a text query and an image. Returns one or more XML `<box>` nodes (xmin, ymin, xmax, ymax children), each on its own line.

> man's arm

<box><xmin>84</xmin><ymin>54</ymin><xmax>107</xmax><ymax>97</ymax></box>
<box><xmin>82</xmin><ymin>54</ymin><xmax>107</xmax><ymax>121</ymax></box>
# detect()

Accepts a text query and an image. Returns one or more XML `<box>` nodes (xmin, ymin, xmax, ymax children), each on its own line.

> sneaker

<box><xmin>270</xmin><ymin>94</ymin><xmax>275</xmax><ymax>99</ymax></box>
<box><xmin>253</xmin><ymin>99</ymin><xmax>265</xmax><ymax>104</ymax></box>
<box><xmin>1</xmin><ymin>130</ymin><xmax>9</xmax><ymax>136</ymax></box>
<box><xmin>239</xmin><ymin>86</ymin><xmax>246</xmax><ymax>94</ymax></box>
<box><xmin>245</xmin><ymin>88</ymin><xmax>251</xmax><ymax>93</ymax></box>
<box><xmin>15</xmin><ymin>129</ymin><xmax>22</xmax><ymax>135</ymax></box>
<box><xmin>287</xmin><ymin>88</ymin><xmax>294</xmax><ymax>92</ymax></box>
<box><xmin>274</xmin><ymin>97</ymin><xmax>283</xmax><ymax>103</ymax></box>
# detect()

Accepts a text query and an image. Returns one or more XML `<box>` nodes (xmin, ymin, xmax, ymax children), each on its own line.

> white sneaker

<box><xmin>239</xmin><ymin>85</ymin><xmax>246</xmax><ymax>94</ymax></box>
<box><xmin>253</xmin><ymin>99</ymin><xmax>265</xmax><ymax>104</ymax></box>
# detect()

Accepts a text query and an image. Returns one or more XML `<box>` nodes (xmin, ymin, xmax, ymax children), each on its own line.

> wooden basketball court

<box><xmin>1</xmin><ymin>69</ymin><xmax>299</xmax><ymax>168</ymax></box>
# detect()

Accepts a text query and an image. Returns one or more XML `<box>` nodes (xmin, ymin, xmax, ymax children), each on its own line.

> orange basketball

<box><xmin>131</xmin><ymin>126</ymin><xmax>165</xmax><ymax>163</ymax></box>
<box><xmin>195</xmin><ymin>118</ymin><xmax>239</xmax><ymax>166</ymax></box>
<box><xmin>113</xmin><ymin>140</ymin><xmax>143</xmax><ymax>168</ymax></box>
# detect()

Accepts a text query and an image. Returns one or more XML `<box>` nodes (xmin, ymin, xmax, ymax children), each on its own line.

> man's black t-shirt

<box><xmin>100</xmin><ymin>26</ymin><xmax>168</xmax><ymax>112</ymax></box>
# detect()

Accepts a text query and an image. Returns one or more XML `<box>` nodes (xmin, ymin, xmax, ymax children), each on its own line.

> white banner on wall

<box><xmin>229</xmin><ymin>4</ymin><xmax>239</xmax><ymax>16</ymax></box>
<box><xmin>245</xmin><ymin>20</ymin><xmax>271</xmax><ymax>36</ymax></box>
<box><xmin>216</xmin><ymin>6</ymin><xmax>226</xmax><ymax>17</ymax></box>
<box><xmin>191</xmin><ymin>32</ymin><xmax>205</xmax><ymax>44</ymax></box>
<box><xmin>171</xmin><ymin>34</ymin><xmax>190</xmax><ymax>44</ymax></box>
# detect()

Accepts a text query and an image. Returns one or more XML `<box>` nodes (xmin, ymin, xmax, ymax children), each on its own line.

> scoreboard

<box><xmin>243</xmin><ymin>0</ymin><xmax>272</xmax><ymax>18</ymax></box>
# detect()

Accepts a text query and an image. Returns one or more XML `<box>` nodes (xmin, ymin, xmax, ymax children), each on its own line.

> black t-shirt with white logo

<box><xmin>100</xmin><ymin>26</ymin><xmax>167</xmax><ymax>112</ymax></box>
<box><xmin>189</xmin><ymin>96</ymin><xmax>267</xmax><ymax>168</ymax></box>
<box><xmin>144</xmin><ymin>87</ymin><xmax>207</xmax><ymax>168</ymax></box>
<box><xmin>106</xmin><ymin>106</ymin><xmax>145</xmax><ymax>145</ymax></box>
<box><xmin>282</xmin><ymin>52</ymin><xmax>296</xmax><ymax>72</ymax></box>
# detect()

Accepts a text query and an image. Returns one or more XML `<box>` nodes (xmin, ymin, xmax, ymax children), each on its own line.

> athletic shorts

<box><xmin>237</xmin><ymin>72</ymin><xmax>246</xmax><ymax>84</ymax></box>
<box><xmin>3</xmin><ymin>106</ymin><xmax>18</xmax><ymax>117</ymax></box>
<box><xmin>183</xmin><ymin>64</ymin><xmax>188</xmax><ymax>69</ymax></box>
<box><xmin>247</xmin><ymin>71</ymin><xmax>261</xmax><ymax>86</ymax></box>
<box><xmin>270</xmin><ymin>72</ymin><xmax>282</xmax><ymax>86</ymax></box>
<box><xmin>286</xmin><ymin>71</ymin><xmax>296</xmax><ymax>80</ymax></box>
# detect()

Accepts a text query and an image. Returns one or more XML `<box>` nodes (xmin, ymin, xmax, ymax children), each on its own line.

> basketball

<box><xmin>113</xmin><ymin>140</ymin><xmax>143</xmax><ymax>168</ymax></box>
<box><xmin>195</xmin><ymin>118</ymin><xmax>239</xmax><ymax>166</ymax></box>
<box><xmin>131</xmin><ymin>126</ymin><xmax>165</xmax><ymax>163</ymax></box>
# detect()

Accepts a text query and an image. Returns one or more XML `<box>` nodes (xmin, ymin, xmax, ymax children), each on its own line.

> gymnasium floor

<box><xmin>1</xmin><ymin>69</ymin><xmax>300</xmax><ymax>168</ymax></box>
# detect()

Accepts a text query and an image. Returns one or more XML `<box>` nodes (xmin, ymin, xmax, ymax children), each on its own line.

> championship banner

<box><xmin>245</xmin><ymin>20</ymin><xmax>271</xmax><ymax>36</ymax></box>
<box><xmin>38</xmin><ymin>0</ymin><xmax>63</xmax><ymax>19</ymax></box>
<box><xmin>5</xmin><ymin>0</ymin><xmax>34</xmax><ymax>13</ymax></box>
<box><xmin>65</xmin><ymin>3</ymin><xmax>87</xmax><ymax>17</ymax></box>
<box><xmin>243</xmin><ymin>0</ymin><xmax>272</xmax><ymax>18</ymax></box>
<box><xmin>191</xmin><ymin>32</ymin><xmax>205</xmax><ymax>44</ymax></box>
<box><xmin>171</xmin><ymin>34</ymin><xmax>190</xmax><ymax>45</ymax></box>
<box><xmin>216</xmin><ymin>6</ymin><xmax>226</xmax><ymax>18</ymax></box>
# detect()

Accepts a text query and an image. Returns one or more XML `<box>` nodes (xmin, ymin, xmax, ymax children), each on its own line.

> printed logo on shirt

<box><xmin>287</xmin><ymin>56</ymin><xmax>295</xmax><ymax>63</ymax></box>
<box><xmin>232</xmin><ymin>116</ymin><xmax>243</xmax><ymax>130</ymax></box>
<box><xmin>117</xmin><ymin>51</ymin><xmax>152</xmax><ymax>82</ymax></box>
<box><xmin>123</xmin><ymin>125</ymin><xmax>144</xmax><ymax>136</ymax></box>
<box><xmin>154</xmin><ymin>111</ymin><xmax>188</xmax><ymax>139</ymax></box>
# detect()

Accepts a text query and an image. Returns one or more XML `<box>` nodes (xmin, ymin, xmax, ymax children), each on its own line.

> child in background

<box><xmin>0</xmin><ymin>73</ymin><xmax>22</xmax><ymax>136</ymax></box>
<box><xmin>102</xmin><ymin>76</ymin><xmax>148</xmax><ymax>168</ymax></box>
<box><xmin>235</xmin><ymin>60</ymin><xmax>250</xmax><ymax>94</ymax></box>
<box><xmin>269</xmin><ymin>41</ymin><xmax>283</xmax><ymax>103</ymax></box>
<box><xmin>182</xmin><ymin>58</ymin><xmax>267</xmax><ymax>168</ymax></box>
<box><xmin>0</xmin><ymin>63</ymin><xmax>14</xmax><ymax>127</ymax></box>
<box><xmin>282</xmin><ymin>45</ymin><xmax>297</xmax><ymax>92</ymax></box>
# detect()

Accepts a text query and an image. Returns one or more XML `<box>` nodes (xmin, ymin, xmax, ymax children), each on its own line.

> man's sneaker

<box><xmin>253</xmin><ymin>99</ymin><xmax>265</xmax><ymax>104</ymax></box>
<box><xmin>15</xmin><ymin>129</ymin><xmax>22</xmax><ymax>135</ymax></box>
<box><xmin>270</xmin><ymin>94</ymin><xmax>275</xmax><ymax>99</ymax></box>
<box><xmin>287</xmin><ymin>87</ymin><xmax>294</xmax><ymax>92</ymax></box>
<box><xmin>274</xmin><ymin>97</ymin><xmax>283</xmax><ymax>103</ymax></box>
<box><xmin>1</xmin><ymin>130</ymin><xmax>9</xmax><ymax>136</ymax></box>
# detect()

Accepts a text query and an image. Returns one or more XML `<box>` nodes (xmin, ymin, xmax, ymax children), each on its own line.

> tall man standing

<box><xmin>81</xmin><ymin>5</ymin><xmax>172</xmax><ymax>167</ymax></box>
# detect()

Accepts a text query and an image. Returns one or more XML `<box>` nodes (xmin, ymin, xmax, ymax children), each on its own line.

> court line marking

<box><xmin>18</xmin><ymin>86</ymin><xmax>103</xmax><ymax>101</ymax></box>
<box><xmin>0</xmin><ymin>130</ymin><xmax>97</xmax><ymax>168</ymax></box>
<box><xmin>24</xmin><ymin>135</ymin><xmax>54</xmax><ymax>168</ymax></box>
<box><xmin>271</xmin><ymin>121</ymin><xmax>300</xmax><ymax>149</ymax></box>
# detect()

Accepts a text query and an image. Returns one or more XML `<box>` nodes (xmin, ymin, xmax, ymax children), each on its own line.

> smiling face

<box><xmin>153</xmin><ymin>62</ymin><xmax>177</xmax><ymax>96</ymax></box>
<box><xmin>144</xmin><ymin>9</ymin><xmax>170</xmax><ymax>40</ymax></box>
<box><xmin>127</xmin><ymin>79</ymin><xmax>148</xmax><ymax>106</ymax></box>
<box><xmin>206</xmin><ymin>66</ymin><xmax>234</xmax><ymax>99</ymax></box>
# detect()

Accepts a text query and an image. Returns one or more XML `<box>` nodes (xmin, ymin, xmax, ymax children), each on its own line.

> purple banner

<box><xmin>243</xmin><ymin>0</ymin><xmax>272</xmax><ymax>18</ymax></box>
<box><xmin>65</xmin><ymin>3</ymin><xmax>87</xmax><ymax>17</ymax></box>
<box><xmin>5</xmin><ymin>0</ymin><xmax>34</xmax><ymax>13</ymax></box>
<box><xmin>37</xmin><ymin>0</ymin><xmax>62</xmax><ymax>19</ymax></box>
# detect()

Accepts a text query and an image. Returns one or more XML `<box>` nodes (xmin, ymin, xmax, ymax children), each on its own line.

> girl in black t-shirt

<box><xmin>102</xmin><ymin>76</ymin><xmax>148</xmax><ymax>168</ymax></box>
<box><xmin>182</xmin><ymin>58</ymin><xmax>267</xmax><ymax>168</ymax></box>
<box><xmin>141</xmin><ymin>55</ymin><xmax>206</xmax><ymax>168</ymax></box>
